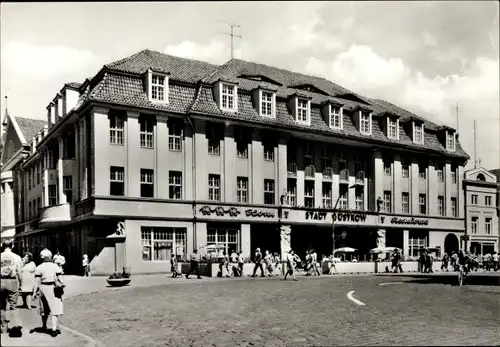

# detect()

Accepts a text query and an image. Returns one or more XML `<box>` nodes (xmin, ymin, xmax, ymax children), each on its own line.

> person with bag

<box><xmin>20</xmin><ymin>252</ymin><xmax>36</xmax><ymax>309</ymax></box>
<box><xmin>32</xmin><ymin>249</ymin><xmax>65</xmax><ymax>337</ymax></box>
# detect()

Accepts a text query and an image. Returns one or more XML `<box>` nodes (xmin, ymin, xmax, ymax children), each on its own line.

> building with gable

<box><xmin>463</xmin><ymin>168</ymin><xmax>499</xmax><ymax>254</ymax></box>
<box><xmin>1</xmin><ymin>109</ymin><xmax>47</xmax><ymax>242</ymax></box>
<box><xmin>8</xmin><ymin>49</ymin><xmax>470</xmax><ymax>274</ymax></box>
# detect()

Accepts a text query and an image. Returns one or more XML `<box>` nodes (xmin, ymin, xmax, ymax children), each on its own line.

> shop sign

<box><xmin>305</xmin><ymin>211</ymin><xmax>328</xmax><ymax>220</ymax></box>
<box><xmin>390</xmin><ymin>217</ymin><xmax>429</xmax><ymax>226</ymax></box>
<box><xmin>198</xmin><ymin>205</ymin><xmax>275</xmax><ymax>218</ymax></box>
<box><xmin>332</xmin><ymin>211</ymin><xmax>367</xmax><ymax>223</ymax></box>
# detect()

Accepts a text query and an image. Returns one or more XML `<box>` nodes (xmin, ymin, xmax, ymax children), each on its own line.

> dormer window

<box><xmin>260</xmin><ymin>91</ymin><xmax>274</xmax><ymax>117</ymax></box>
<box><xmin>446</xmin><ymin>131</ymin><xmax>455</xmax><ymax>151</ymax></box>
<box><xmin>387</xmin><ymin>118</ymin><xmax>399</xmax><ymax>140</ymax></box>
<box><xmin>148</xmin><ymin>70</ymin><xmax>169</xmax><ymax>103</ymax></box>
<box><xmin>297</xmin><ymin>99</ymin><xmax>309</xmax><ymax>124</ymax></box>
<box><xmin>359</xmin><ymin>111</ymin><xmax>372</xmax><ymax>135</ymax></box>
<box><xmin>413</xmin><ymin>123</ymin><xmax>424</xmax><ymax>144</ymax></box>
<box><xmin>330</xmin><ymin>105</ymin><xmax>342</xmax><ymax>129</ymax></box>
<box><xmin>221</xmin><ymin>84</ymin><xmax>236</xmax><ymax>110</ymax></box>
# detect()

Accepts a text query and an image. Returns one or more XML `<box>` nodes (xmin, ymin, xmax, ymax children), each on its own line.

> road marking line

<box><xmin>347</xmin><ymin>290</ymin><xmax>365</xmax><ymax>306</ymax></box>
<box><xmin>379</xmin><ymin>281</ymin><xmax>404</xmax><ymax>286</ymax></box>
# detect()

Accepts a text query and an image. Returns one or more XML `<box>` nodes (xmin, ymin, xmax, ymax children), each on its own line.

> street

<box><xmin>59</xmin><ymin>274</ymin><xmax>500</xmax><ymax>347</ymax></box>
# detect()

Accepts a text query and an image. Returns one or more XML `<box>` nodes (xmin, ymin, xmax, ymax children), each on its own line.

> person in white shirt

<box><xmin>53</xmin><ymin>250</ymin><xmax>66</xmax><ymax>274</ymax></box>
<box><xmin>263</xmin><ymin>250</ymin><xmax>274</xmax><ymax>277</ymax></box>
<box><xmin>82</xmin><ymin>254</ymin><xmax>90</xmax><ymax>277</ymax></box>
<box><xmin>492</xmin><ymin>252</ymin><xmax>499</xmax><ymax>271</ymax></box>
<box><xmin>329</xmin><ymin>254</ymin><xmax>338</xmax><ymax>275</ymax></box>
<box><xmin>273</xmin><ymin>253</ymin><xmax>281</xmax><ymax>276</ymax></box>
<box><xmin>284</xmin><ymin>250</ymin><xmax>298</xmax><ymax>281</ymax></box>
<box><xmin>237</xmin><ymin>251</ymin><xmax>245</xmax><ymax>277</ymax></box>
<box><xmin>310</xmin><ymin>249</ymin><xmax>320</xmax><ymax>276</ymax></box>
<box><xmin>229</xmin><ymin>250</ymin><xmax>239</xmax><ymax>277</ymax></box>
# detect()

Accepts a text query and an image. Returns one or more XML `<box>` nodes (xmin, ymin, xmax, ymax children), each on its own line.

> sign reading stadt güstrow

<box><xmin>305</xmin><ymin>210</ymin><xmax>368</xmax><ymax>223</ymax></box>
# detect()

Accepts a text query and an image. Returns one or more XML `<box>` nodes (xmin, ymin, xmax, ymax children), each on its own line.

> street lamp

<box><xmin>332</xmin><ymin>184</ymin><xmax>357</xmax><ymax>256</ymax></box>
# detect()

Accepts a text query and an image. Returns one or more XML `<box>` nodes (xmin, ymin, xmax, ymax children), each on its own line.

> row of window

<box><xmin>381</xmin><ymin>191</ymin><xmax>457</xmax><ymax>216</ymax></box>
<box><xmin>470</xmin><ymin>194</ymin><xmax>494</xmax><ymax>207</ymax></box>
<box><xmin>470</xmin><ymin>217</ymin><xmax>493</xmax><ymax>235</ymax></box>
<box><xmin>383</xmin><ymin>156</ymin><xmax>458</xmax><ymax>183</ymax></box>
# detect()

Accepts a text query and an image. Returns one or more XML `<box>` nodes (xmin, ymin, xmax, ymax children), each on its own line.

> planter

<box><xmin>106</xmin><ymin>278</ymin><xmax>131</xmax><ymax>287</ymax></box>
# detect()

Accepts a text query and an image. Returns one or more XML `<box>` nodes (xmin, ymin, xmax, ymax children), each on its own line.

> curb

<box><xmin>59</xmin><ymin>324</ymin><xmax>103</xmax><ymax>347</ymax></box>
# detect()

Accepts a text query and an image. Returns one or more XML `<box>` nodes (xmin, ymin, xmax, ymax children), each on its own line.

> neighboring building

<box><xmin>463</xmin><ymin>168</ymin><xmax>499</xmax><ymax>254</ymax></box>
<box><xmin>11</xmin><ymin>49</ymin><xmax>469</xmax><ymax>275</ymax></box>
<box><xmin>1</xmin><ymin>109</ymin><xmax>46</xmax><ymax>243</ymax></box>
<box><xmin>489</xmin><ymin>168</ymin><xmax>500</xmax><ymax>253</ymax></box>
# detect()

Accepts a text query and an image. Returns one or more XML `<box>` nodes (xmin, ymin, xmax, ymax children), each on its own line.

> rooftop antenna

<box><xmin>455</xmin><ymin>102</ymin><xmax>459</xmax><ymax>136</ymax></box>
<box><xmin>218</xmin><ymin>21</ymin><xmax>242</xmax><ymax>59</ymax></box>
<box><xmin>473</xmin><ymin>119</ymin><xmax>477</xmax><ymax>169</ymax></box>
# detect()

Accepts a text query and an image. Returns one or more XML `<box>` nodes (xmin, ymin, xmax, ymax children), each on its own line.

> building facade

<box><xmin>8</xmin><ymin>49</ymin><xmax>470</xmax><ymax>275</ymax></box>
<box><xmin>463</xmin><ymin>168</ymin><xmax>499</xmax><ymax>254</ymax></box>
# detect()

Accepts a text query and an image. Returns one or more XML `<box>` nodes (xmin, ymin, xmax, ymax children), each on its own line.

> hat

<box><xmin>40</xmin><ymin>249</ymin><xmax>53</xmax><ymax>260</ymax></box>
<box><xmin>256</xmin><ymin>248</ymin><xmax>260</xmax><ymax>252</ymax></box>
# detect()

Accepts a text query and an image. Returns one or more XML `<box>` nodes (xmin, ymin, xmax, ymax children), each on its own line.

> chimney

<box><xmin>42</xmin><ymin>124</ymin><xmax>48</xmax><ymax>137</ymax></box>
<box><xmin>50</xmin><ymin>102</ymin><xmax>56</xmax><ymax>126</ymax></box>
<box><xmin>57</xmin><ymin>94</ymin><xmax>63</xmax><ymax>120</ymax></box>
<box><xmin>32</xmin><ymin>137</ymin><xmax>36</xmax><ymax>154</ymax></box>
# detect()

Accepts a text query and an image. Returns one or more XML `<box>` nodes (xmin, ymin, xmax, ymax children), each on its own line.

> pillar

<box><xmin>277</xmin><ymin>137</ymin><xmax>288</xmax><ymax>204</ymax></box>
<box><xmin>241</xmin><ymin>223</ymin><xmax>251</xmax><ymax>260</ymax></box>
<box><xmin>410</xmin><ymin>159</ymin><xmax>419</xmax><ymax>214</ymax></box>
<box><xmin>403</xmin><ymin>229</ymin><xmax>409</xmax><ymax>260</ymax></box>
<box><xmin>251</xmin><ymin>131</ymin><xmax>263</xmax><ymax>204</ymax></box>
<box><xmin>428</xmin><ymin>160</ymin><xmax>437</xmax><ymax>215</ymax></box>
<box><xmin>126</xmin><ymin>111</ymin><xmax>140</xmax><ymax>197</ymax></box>
<box><xmin>393</xmin><ymin>155</ymin><xmax>402</xmax><ymax>213</ymax></box>
<box><xmin>224</xmin><ymin>125</ymin><xmax>236</xmax><ymax>202</ymax></box>
<box><xmin>195</xmin><ymin>222</ymin><xmax>207</xmax><ymax>256</ymax></box>
<box><xmin>373</xmin><ymin>151</ymin><xmax>384</xmax><ymax>206</ymax></box>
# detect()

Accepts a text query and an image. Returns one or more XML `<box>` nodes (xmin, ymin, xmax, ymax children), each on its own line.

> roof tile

<box><xmin>15</xmin><ymin>117</ymin><xmax>46</xmax><ymax>142</ymax></box>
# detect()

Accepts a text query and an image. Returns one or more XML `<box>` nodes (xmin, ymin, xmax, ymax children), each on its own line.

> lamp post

<box><xmin>332</xmin><ymin>184</ymin><xmax>357</xmax><ymax>256</ymax></box>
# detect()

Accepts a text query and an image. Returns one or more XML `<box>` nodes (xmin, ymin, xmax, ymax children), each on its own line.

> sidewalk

<box><xmin>2</xmin><ymin>272</ymin><xmax>379</xmax><ymax>346</ymax></box>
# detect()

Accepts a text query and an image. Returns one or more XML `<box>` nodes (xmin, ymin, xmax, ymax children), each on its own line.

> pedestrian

<box><xmin>396</xmin><ymin>249</ymin><xmax>403</xmax><ymax>273</ymax></box>
<box><xmin>229</xmin><ymin>250</ymin><xmax>239</xmax><ymax>277</ymax></box>
<box><xmin>283</xmin><ymin>250</ymin><xmax>298</xmax><ymax>281</ymax></box>
<box><xmin>441</xmin><ymin>253</ymin><xmax>450</xmax><ymax>272</ymax></box>
<box><xmin>0</xmin><ymin>238</ymin><xmax>23</xmax><ymax>337</ymax></box>
<box><xmin>304</xmin><ymin>250</ymin><xmax>312</xmax><ymax>275</ymax></box>
<box><xmin>170</xmin><ymin>254</ymin><xmax>179</xmax><ymax>278</ymax></box>
<box><xmin>53</xmin><ymin>250</ymin><xmax>66</xmax><ymax>274</ymax></box>
<box><xmin>32</xmin><ymin>249</ymin><xmax>65</xmax><ymax>337</ymax></box>
<box><xmin>237</xmin><ymin>251</ymin><xmax>245</xmax><ymax>277</ymax></box>
<box><xmin>264</xmin><ymin>250</ymin><xmax>274</xmax><ymax>277</ymax></box>
<box><xmin>450</xmin><ymin>251</ymin><xmax>458</xmax><ymax>271</ymax></box>
<box><xmin>185</xmin><ymin>249</ymin><xmax>201</xmax><ymax>279</ymax></box>
<box><xmin>493</xmin><ymin>252</ymin><xmax>499</xmax><ymax>271</ymax></box>
<box><xmin>82</xmin><ymin>254</ymin><xmax>91</xmax><ymax>277</ymax></box>
<box><xmin>329</xmin><ymin>254</ymin><xmax>338</xmax><ymax>275</ymax></box>
<box><xmin>251</xmin><ymin>248</ymin><xmax>264</xmax><ymax>277</ymax></box>
<box><xmin>310</xmin><ymin>249</ymin><xmax>320</xmax><ymax>276</ymax></box>
<box><xmin>273</xmin><ymin>252</ymin><xmax>281</xmax><ymax>276</ymax></box>
<box><xmin>20</xmin><ymin>252</ymin><xmax>36</xmax><ymax>310</ymax></box>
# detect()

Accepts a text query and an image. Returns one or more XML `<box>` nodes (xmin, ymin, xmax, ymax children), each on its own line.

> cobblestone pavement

<box><xmin>61</xmin><ymin>275</ymin><xmax>500</xmax><ymax>347</ymax></box>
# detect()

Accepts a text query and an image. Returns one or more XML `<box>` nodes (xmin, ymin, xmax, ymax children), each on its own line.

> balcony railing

<box><xmin>355</xmin><ymin>171</ymin><xmax>365</xmax><ymax>185</ymax></box>
<box><xmin>39</xmin><ymin>203</ymin><xmax>72</xmax><ymax>226</ymax></box>
<box><xmin>305</xmin><ymin>165</ymin><xmax>316</xmax><ymax>179</ymax></box>
<box><xmin>339</xmin><ymin>169</ymin><xmax>349</xmax><ymax>183</ymax></box>
<box><xmin>322</xmin><ymin>167</ymin><xmax>333</xmax><ymax>180</ymax></box>
<box><xmin>287</xmin><ymin>162</ymin><xmax>297</xmax><ymax>177</ymax></box>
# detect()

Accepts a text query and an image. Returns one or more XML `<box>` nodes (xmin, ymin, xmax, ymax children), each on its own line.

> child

<box><xmin>82</xmin><ymin>254</ymin><xmax>91</xmax><ymax>277</ymax></box>
<box><xmin>170</xmin><ymin>254</ymin><xmax>179</xmax><ymax>278</ymax></box>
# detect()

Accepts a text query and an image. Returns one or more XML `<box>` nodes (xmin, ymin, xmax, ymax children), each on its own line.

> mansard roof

<box><xmin>47</xmin><ymin>48</ymin><xmax>469</xmax><ymax>160</ymax></box>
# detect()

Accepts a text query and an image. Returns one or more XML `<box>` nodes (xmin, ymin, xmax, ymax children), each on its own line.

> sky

<box><xmin>1</xmin><ymin>1</ymin><xmax>499</xmax><ymax>170</ymax></box>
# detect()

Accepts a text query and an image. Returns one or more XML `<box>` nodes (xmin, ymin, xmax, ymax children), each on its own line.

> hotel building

<box><xmin>1</xmin><ymin>49</ymin><xmax>470</xmax><ymax>275</ymax></box>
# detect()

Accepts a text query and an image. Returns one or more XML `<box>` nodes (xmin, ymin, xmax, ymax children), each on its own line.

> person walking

<box><xmin>441</xmin><ymin>253</ymin><xmax>450</xmax><ymax>272</ymax></box>
<box><xmin>283</xmin><ymin>250</ymin><xmax>298</xmax><ymax>281</ymax></box>
<box><xmin>273</xmin><ymin>252</ymin><xmax>281</xmax><ymax>276</ymax></box>
<box><xmin>185</xmin><ymin>249</ymin><xmax>202</xmax><ymax>279</ymax></box>
<box><xmin>170</xmin><ymin>254</ymin><xmax>180</xmax><ymax>278</ymax></box>
<box><xmin>82</xmin><ymin>254</ymin><xmax>91</xmax><ymax>277</ymax></box>
<box><xmin>264</xmin><ymin>250</ymin><xmax>274</xmax><ymax>277</ymax></box>
<box><xmin>493</xmin><ymin>252</ymin><xmax>499</xmax><ymax>271</ymax></box>
<box><xmin>53</xmin><ymin>250</ymin><xmax>66</xmax><ymax>274</ymax></box>
<box><xmin>237</xmin><ymin>251</ymin><xmax>245</xmax><ymax>277</ymax></box>
<box><xmin>329</xmin><ymin>254</ymin><xmax>338</xmax><ymax>275</ymax></box>
<box><xmin>251</xmin><ymin>248</ymin><xmax>264</xmax><ymax>277</ymax></box>
<box><xmin>32</xmin><ymin>249</ymin><xmax>65</xmax><ymax>337</ymax></box>
<box><xmin>304</xmin><ymin>250</ymin><xmax>312</xmax><ymax>276</ymax></box>
<box><xmin>20</xmin><ymin>252</ymin><xmax>36</xmax><ymax>310</ymax></box>
<box><xmin>229</xmin><ymin>250</ymin><xmax>239</xmax><ymax>277</ymax></box>
<box><xmin>0</xmin><ymin>238</ymin><xmax>23</xmax><ymax>337</ymax></box>
<box><xmin>310</xmin><ymin>249</ymin><xmax>320</xmax><ymax>276</ymax></box>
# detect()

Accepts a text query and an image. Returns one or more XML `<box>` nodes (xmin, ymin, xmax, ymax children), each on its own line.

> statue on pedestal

<box><xmin>376</xmin><ymin>229</ymin><xmax>386</xmax><ymax>260</ymax></box>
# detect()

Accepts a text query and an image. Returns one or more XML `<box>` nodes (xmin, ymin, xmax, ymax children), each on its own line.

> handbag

<box><xmin>54</xmin><ymin>272</ymin><xmax>66</xmax><ymax>297</ymax></box>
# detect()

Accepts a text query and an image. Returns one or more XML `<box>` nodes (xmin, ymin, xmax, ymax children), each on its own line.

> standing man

<box><xmin>0</xmin><ymin>238</ymin><xmax>23</xmax><ymax>337</ymax></box>
<box><xmin>229</xmin><ymin>250</ymin><xmax>239</xmax><ymax>277</ymax></box>
<box><xmin>492</xmin><ymin>252</ymin><xmax>499</xmax><ymax>271</ymax></box>
<box><xmin>310</xmin><ymin>249</ymin><xmax>320</xmax><ymax>276</ymax></box>
<box><xmin>284</xmin><ymin>249</ymin><xmax>298</xmax><ymax>281</ymax></box>
<box><xmin>251</xmin><ymin>248</ymin><xmax>264</xmax><ymax>277</ymax></box>
<box><xmin>185</xmin><ymin>249</ymin><xmax>202</xmax><ymax>279</ymax></box>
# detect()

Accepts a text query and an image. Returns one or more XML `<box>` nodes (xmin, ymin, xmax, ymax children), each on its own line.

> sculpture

<box><xmin>116</xmin><ymin>221</ymin><xmax>126</xmax><ymax>236</ymax></box>
<box><xmin>376</xmin><ymin>229</ymin><xmax>386</xmax><ymax>260</ymax></box>
<box><xmin>280</xmin><ymin>225</ymin><xmax>291</xmax><ymax>257</ymax></box>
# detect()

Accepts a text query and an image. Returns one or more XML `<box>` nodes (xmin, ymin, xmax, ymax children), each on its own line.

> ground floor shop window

<box><xmin>141</xmin><ymin>227</ymin><xmax>187</xmax><ymax>261</ymax></box>
<box><xmin>408</xmin><ymin>231</ymin><xmax>428</xmax><ymax>258</ymax></box>
<box><xmin>207</xmin><ymin>227</ymin><xmax>240</xmax><ymax>255</ymax></box>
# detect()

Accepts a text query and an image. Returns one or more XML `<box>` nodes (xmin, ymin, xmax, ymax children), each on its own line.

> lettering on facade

<box><xmin>198</xmin><ymin>206</ymin><xmax>275</xmax><ymax>218</ymax></box>
<box><xmin>390</xmin><ymin>217</ymin><xmax>429</xmax><ymax>226</ymax></box>
<box><xmin>245</xmin><ymin>209</ymin><xmax>275</xmax><ymax>218</ymax></box>
<box><xmin>305</xmin><ymin>211</ymin><xmax>328</xmax><ymax>220</ymax></box>
<box><xmin>199</xmin><ymin>206</ymin><xmax>241</xmax><ymax>217</ymax></box>
<box><xmin>332</xmin><ymin>211</ymin><xmax>367</xmax><ymax>223</ymax></box>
